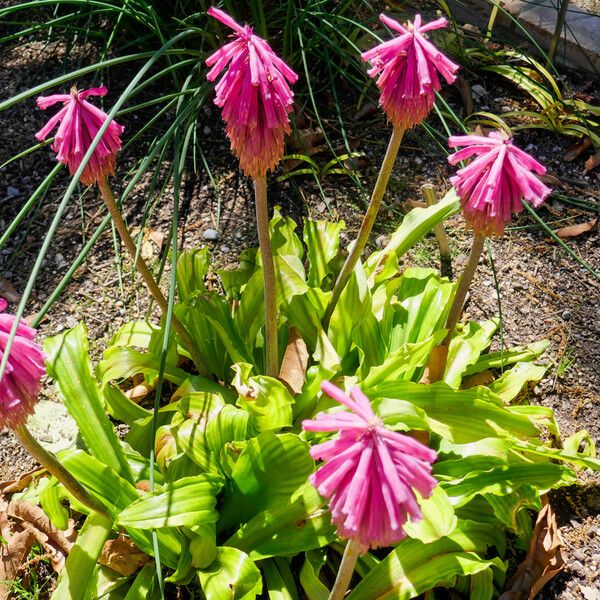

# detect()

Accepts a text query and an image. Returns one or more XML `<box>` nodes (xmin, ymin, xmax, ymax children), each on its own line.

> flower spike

<box><xmin>0</xmin><ymin>299</ymin><xmax>46</xmax><ymax>430</ymax></box>
<box><xmin>303</xmin><ymin>382</ymin><xmax>437</xmax><ymax>552</ymax></box>
<box><xmin>35</xmin><ymin>86</ymin><xmax>124</xmax><ymax>186</ymax></box>
<box><xmin>205</xmin><ymin>7</ymin><xmax>298</xmax><ymax>178</ymax></box>
<box><xmin>362</xmin><ymin>13</ymin><xmax>459</xmax><ymax>130</ymax></box>
<box><xmin>448</xmin><ymin>131</ymin><xmax>551</xmax><ymax>236</ymax></box>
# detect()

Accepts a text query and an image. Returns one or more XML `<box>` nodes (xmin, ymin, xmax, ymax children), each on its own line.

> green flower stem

<box><xmin>323</xmin><ymin>126</ymin><xmax>405</xmax><ymax>329</ymax></box>
<box><xmin>329</xmin><ymin>539</ymin><xmax>361</xmax><ymax>600</ymax></box>
<box><xmin>254</xmin><ymin>175</ymin><xmax>279</xmax><ymax>378</ymax></box>
<box><xmin>14</xmin><ymin>425</ymin><xmax>110</xmax><ymax>518</ymax></box>
<box><xmin>98</xmin><ymin>176</ymin><xmax>208</xmax><ymax>378</ymax></box>
<box><xmin>443</xmin><ymin>233</ymin><xmax>485</xmax><ymax>346</ymax></box>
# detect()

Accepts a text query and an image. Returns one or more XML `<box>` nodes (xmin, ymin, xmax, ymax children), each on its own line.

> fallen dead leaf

<box><xmin>0</xmin><ymin>528</ymin><xmax>37</xmax><ymax>599</ymax></box>
<box><xmin>0</xmin><ymin>278</ymin><xmax>19</xmax><ymax>303</ymax></box>
<box><xmin>564</xmin><ymin>137</ymin><xmax>592</xmax><ymax>162</ymax></box>
<box><xmin>539</xmin><ymin>173</ymin><xmax>563</xmax><ymax>189</ymax></box>
<box><xmin>8</xmin><ymin>500</ymin><xmax>76</xmax><ymax>572</ymax></box>
<box><xmin>584</xmin><ymin>150</ymin><xmax>600</xmax><ymax>174</ymax></box>
<box><xmin>99</xmin><ymin>536</ymin><xmax>150</xmax><ymax>576</ymax></box>
<box><xmin>499</xmin><ymin>502</ymin><xmax>565</xmax><ymax>600</ymax></box>
<box><xmin>125</xmin><ymin>383</ymin><xmax>154</xmax><ymax>403</ymax></box>
<box><xmin>554</xmin><ymin>218</ymin><xmax>597</xmax><ymax>239</ymax></box>
<box><xmin>461</xmin><ymin>370</ymin><xmax>495</xmax><ymax>389</ymax></box>
<box><xmin>354</xmin><ymin>102</ymin><xmax>378</xmax><ymax>120</ymax></box>
<box><xmin>0</xmin><ymin>468</ymin><xmax>45</xmax><ymax>494</ymax></box>
<box><xmin>455</xmin><ymin>76</ymin><xmax>474</xmax><ymax>116</ymax></box>
<box><xmin>148</xmin><ymin>229</ymin><xmax>165</xmax><ymax>249</ymax></box>
<box><xmin>278</xmin><ymin>328</ymin><xmax>308</xmax><ymax>395</ymax></box>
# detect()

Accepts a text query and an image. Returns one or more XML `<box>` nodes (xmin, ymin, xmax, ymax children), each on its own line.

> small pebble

<box><xmin>562</xmin><ymin>309</ymin><xmax>572</xmax><ymax>321</ymax></box>
<box><xmin>471</xmin><ymin>84</ymin><xmax>486</xmax><ymax>99</ymax></box>
<box><xmin>203</xmin><ymin>228</ymin><xmax>219</xmax><ymax>241</ymax></box>
<box><xmin>220</xmin><ymin>245</ymin><xmax>230</xmax><ymax>253</ymax></box>
<box><xmin>6</xmin><ymin>186</ymin><xmax>19</xmax><ymax>197</ymax></box>
<box><xmin>203</xmin><ymin>125</ymin><xmax>211</xmax><ymax>135</ymax></box>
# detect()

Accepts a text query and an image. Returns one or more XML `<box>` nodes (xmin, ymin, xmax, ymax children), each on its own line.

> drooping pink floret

<box><xmin>35</xmin><ymin>86</ymin><xmax>124</xmax><ymax>186</ymax></box>
<box><xmin>0</xmin><ymin>299</ymin><xmax>46</xmax><ymax>430</ymax></box>
<box><xmin>361</xmin><ymin>14</ymin><xmax>459</xmax><ymax>130</ymax></box>
<box><xmin>303</xmin><ymin>381</ymin><xmax>437</xmax><ymax>552</ymax></box>
<box><xmin>448</xmin><ymin>131</ymin><xmax>552</xmax><ymax>236</ymax></box>
<box><xmin>205</xmin><ymin>7</ymin><xmax>298</xmax><ymax>178</ymax></box>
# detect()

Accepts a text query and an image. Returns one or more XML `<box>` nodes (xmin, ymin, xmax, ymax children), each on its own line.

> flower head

<box><xmin>35</xmin><ymin>86</ymin><xmax>124</xmax><ymax>186</ymax></box>
<box><xmin>448</xmin><ymin>131</ymin><xmax>552</xmax><ymax>236</ymax></box>
<box><xmin>303</xmin><ymin>381</ymin><xmax>437</xmax><ymax>552</ymax></box>
<box><xmin>205</xmin><ymin>7</ymin><xmax>298</xmax><ymax>178</ymax></box>
<box><xmin>361</xmin><ymin>14</ymin><xmax>459</xmax><ymax>130</ymax></box>
<box><xmin>0</xmin><ymin>299</ymin><xmax>46</xmax><ymax>430</ymax></box>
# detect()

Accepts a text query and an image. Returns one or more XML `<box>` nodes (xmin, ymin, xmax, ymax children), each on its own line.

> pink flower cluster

<box><xmin>362</xmin><ymin>14</ymin><xmax>459</xmax><ymax>130</ymax></box>
<box><xmin>35</xmin><ymin>86</ymin><xmax>124</xmax><ymax>186</ymax></box>
<box><xmin>205</xmin><ymin>7</ymin><xmax>298</xmax><ymax>178</ymax></box>
<box><xmin>448</xmin><ymin>132</ymin><xmax>552</xmax><ymax>236</ymax></box>
<box><xmin>303</xmin><ymin>382</ymin><xmax>437</xmax><ymax>552</ymax></box>
<box><xmin>0</xmin><ymin>299</ymin><xmax>46</xmax><ymax>430</ymax></box>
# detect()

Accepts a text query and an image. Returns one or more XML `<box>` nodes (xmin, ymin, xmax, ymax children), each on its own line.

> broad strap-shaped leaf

<box><xmin>227</xmin><ymin>483</ymin><xmax>336</xmax><ymax>559</ymax></box>
<box><xmin>51</xmin><ymin>512</ymin><xmax>113</xmax><ymax>600</ymax></box>
<box><xmin>402</xmin><ymin>486</ymin><xmax>457</xmax><ymax>543</ymax></box>
<box><xmin>303</xmin><ymin>218</ymin><xmax>345</xmax><ymax>288</ymax></box>
<box><xmin>370</xmin><ymin>381</ymin><xmax>539</xmax><ymax>443</ymax></box>
<box><xmin>488</xmin><ymin>361</ymin><xmax>547</xmax><ymax>401</ymax></box>
<box><xmin>232</xmin><ymin>363</ymin><xmax>293</xmax><ymax>432</ymax></box>
<box><xmin>261</xmin><ymin>557</ymin><xmax>299</xmax><ymax>600</ymax></box>
<box><xmin>300</xmin><ymin>551</ymin><xmax>329</xmax><ymax>600</ymax></box>
<box><xmin>103</xmin><ymin>383</ymin><xmax>151</xmax><ymax>426</ymax></box>
<box><xmin>219</xmin><ymin>432</ymin><xmax>314</xmax><ymax>530</ymax></box>
<box><xmin>198</xmin><ymin>546</ymin><xmax>263</xmax><ymax>600</ymax></box>
<box><xmin>365</xmin><ymin>189</ymin><xmax>460</xmax><ymax>283</ymax></box>
<box><xmin>177</xmin><ymin>246</ymin><xmax>210</xmax><ymax>301</ymax></box>
<box><xmin>116</xmin><ymin>475</ymin><xmax>221</xmax><ymax>529</ymax></box>
<box><xmin>107</xmin><ymin>320</ymin><xmax>157</xmax><ymax>350</ymax></box>
<box><xmin>346</xmin><ymin>521</ymin><xmax>501</xmax><ymax>600</ymax></box>
<box><xmin>45</xmin><ymin>325</ymin><xmax>133</xmax><ymax>482</ymax></box>
<box><xmin>58</xmin><ymin>449</ymin><xmax>139</xmax><ymax>514</ymax></box>
<box><xmin>444</xmin><ymin>319</ymin><xmax>498</xmax><ymax>389</ymax></box>
<box><xmin>361</xmin><ymin>334</ymin><xmax>445</xmax><ymax>389</ymax></box>
<box><xmin>443</xmin><ymin>463</ymin><xmax>576</xmax><ymax>507</ymax></box>
<box><xmin>463</xmin><ymin>340</ymin><xmax>549</xmax><ymax>376</ymax></box>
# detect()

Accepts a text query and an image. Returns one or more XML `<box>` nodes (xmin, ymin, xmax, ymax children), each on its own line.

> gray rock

<box><xmin>6</xmin><ymin>186</ymin><xmax>20</xmax><ymax>197</ymax></box>
<box><xmin>471</xmin><ymin>84</ymin><xmax>487</xmax><ymax>99</ymax></box>
<box><xmin>562</xmin><ymin>309</ymin><xmax>572</xmax><ymax>321</ymax></box>
<box><xmin>203</xmin><ymin>228</ymin><xmax>219</xmax><ymax>241</ymax></box>
<box><xmin>27</xmin><ymin>400</ymin><xmax>79</xmax><ymax>454</ymax></box>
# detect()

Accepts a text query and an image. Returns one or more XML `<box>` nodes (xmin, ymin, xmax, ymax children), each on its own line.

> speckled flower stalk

<box><xmin>36</xmin><ymin>87</ymin><xmax>207</xmax><ymax>376</ymax></box>
<box><xmin>323</xmin><ymin>14</ymin><xmax>458</xmax><ymax>327</ymax></box>
<box><xmin>206</xmin><ymin>7</ymin><xmax>298</xmax><ymax>377</ymax></box>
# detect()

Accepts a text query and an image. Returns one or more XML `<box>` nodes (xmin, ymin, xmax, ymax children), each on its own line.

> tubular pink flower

<box><xmin>448</xmin><ymin>131</ymin><xmax>552</xmax><ymax>236</ymax></box>
<box><xmin>361</xmin><ymin>14</ymin><xmax>459</xmax><ymax>130</ymax></box>
<box><xmin>303</xmin><ymin>381</ymin><xmax>437</xmax><ymax>552</ymax></box>
<box><xmin>0</xmin><ymin>299</ymin><xmax>46</xmax><ymax>430</ymax></box>
<box><xmin>35</xmin><ymin>86</ymin><xmax>124</xmax><ymax>186</ymax></box>
<box><xmin>205</xmin><ymin>7</ymin><xmax>298</xmax><ymax>178</ymax></box>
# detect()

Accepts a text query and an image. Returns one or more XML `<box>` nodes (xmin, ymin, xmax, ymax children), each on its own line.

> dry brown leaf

<box><xmin>354</xmin><ymin>102</ymin><xmax>378</xmax><ymax>120</ymax></box>
<box><xmin>584</xmin><ymin>150</ymin><xmax>600</xmax><ymax>174</ymax></box>
<box><xmin>99</xmin><ymin>536</ymin><xmax>150</xmax><ymax>576</ymax></box>
<box><xmin>461</xmin><ymin>370</ymin><xmax>495</xmax><ymax>389</ymax></box>
<box><xmin>0</xmin><ymin>528</ymin><xmax>37</xmax><ymax>598</ymax></box>
<box><xmin>0</xmin><ymin>467</ymin><xmax>44</xmax><ymax>494</ymax></box>
<box><xmin>455</xmin><ymin>76</ymin><xmax>474</xmax><ymax>116</ymax></box>
<box><xmin>539</xmin><ymin>173</ymin><xmax>563</xmax><ymax>189</ymax></box>
<box><xmin>0</xmin><ymin>278</ymin><xmax>19</xmax><ymax>303</ymax></box>
<box><xmin>564</xmin><ymin>137</ymin><xmax>592</xmax><ymax>162</ymax></box>
<box><xmin>148</xmin><ymin>230</ymin><xmax>165</xmax><ymax>249</ymax></box>
<box><xmin>278</xmin><ymin>328</ymin><xmax>308</xmax><ymax>395</ymax></box>
<box><xmin>499</xmin><ymin>503</ymin><xmax>565</xmax><ymax>600</ymax></box>
<box><xmin>125</xmin><ymin>382</ymin><xmax>155</xmax><ymax>403</ymax></box>
<box><xmin>406</xmin><ymin>431</ymin><xmax>430</xmax><ymax>445</ymax></box>
<box><xmin>288</xmin><ymin>128</ymin><xmax>324</xmax><ymax>153</ymax></box>
<box><xmin>8</xmin><ymin>501</ymin><xmax>76</xmax><ymax>572</ymax></box>
<box><xmin>554</xmin><ymin>218</ymin><xmax>597</xmax><ymax>239</ymax></box>
<box><xmin>420</xmin><ymin>346</ymin><xmax>448</xmax><ymax>385</ymax></box>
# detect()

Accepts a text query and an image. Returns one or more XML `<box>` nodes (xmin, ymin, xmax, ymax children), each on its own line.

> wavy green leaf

<box><xmin>198</xmin><ymin>547</ymin><xmax>262</xmax><ymax>600</ymax></box>
<box><xmin>45</xmin><ymin>325</ymin><xmax>132</xmax><ymax>481</ymax></box>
